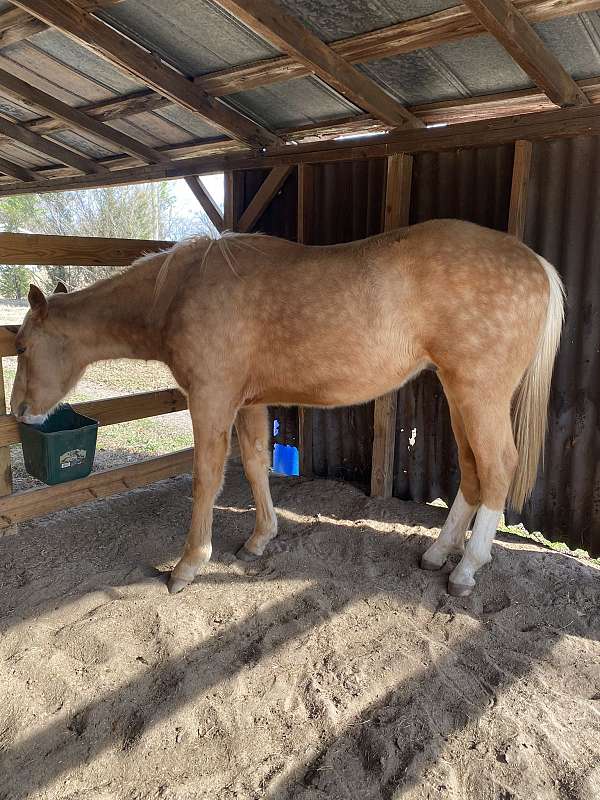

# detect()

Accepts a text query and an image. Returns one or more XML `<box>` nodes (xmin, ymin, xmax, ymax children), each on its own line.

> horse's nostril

<box><xmin>17</xmin><ymin>402</ymin><xmax>28</xmax><ymax>418</ymax></box>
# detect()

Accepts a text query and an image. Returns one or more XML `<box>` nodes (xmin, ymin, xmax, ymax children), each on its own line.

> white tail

<box><xmin>508</xmin><ymin>254</ymin><xmax>565</xmax><ymax>511</ymax></box>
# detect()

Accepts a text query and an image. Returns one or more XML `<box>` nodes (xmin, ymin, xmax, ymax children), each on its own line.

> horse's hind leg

<box><xmin>443</xmin><ymin>384</ymin><xmax>518</xmax><ymax>597</ymax></box>
<box><xmin>421</xmin><ymin>396</ymin><xmax>480</xmax><ymax>571</ymax></box>
<box><xmin>234</xmin><ymin>405</ymin><xmax>277</xmax><ymax>561</ymax></box>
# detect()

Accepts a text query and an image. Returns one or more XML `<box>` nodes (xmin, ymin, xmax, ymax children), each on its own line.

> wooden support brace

<box><xmin>508</xmin><ymin>140</ymin><xmax>533</xmax><ymax>238</ymax></box>
<box><xmin>237</xmin><ymin>165</ymin><xmax>294</xmax><ymax>233</ymax></box>
<box><xmin>371</xmin><ymin>153</ymin><xmax>413</xmax><ymax>498</ymax></box>
<box><xmin>185</xmin><ymin>176</ymin><xmax>224</xmax><ymax>232</ymax></box>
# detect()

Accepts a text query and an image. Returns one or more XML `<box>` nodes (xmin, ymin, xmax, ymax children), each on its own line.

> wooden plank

<box><xmin>0</xmin><ymin>154</ymin><xmax>44</xmax><ymax>182</ymax></box>
<box><xmin>10</xmin><ymin>0</ymin><xmax>279</xmax><ymax>148</ymax></box>
<box><xmin>0</xmin><ymin>388</ymin><xmax>187</xmax><ymax>448</ymax></box>
<box><xmin>371</xmin><ymin>154</ymin><xmax>413</xmax><ymax>499</ymax></box>
<box><xmin>5</xmin><ymin>100</ymin><xmax>600</xmax><ymax>196</ymax></box>
<box><xmin>0</xmin><ymin>1</ymin><xmax>123</xmax><ymax>47</ymax></box>
<box><xmin>0</xmin><ymin>232</ymin><xmax>172</xmax><ymax>266</ymax></box>
<box><xmin>508</xmin><ymin>139</ymin><xmax>533</xmax><ymax>238</ymax></box>
<box><xmin>0</xmin><ymin>359</ymin><xmax>12</xmax><ymax>497</ymax></box>
<box><xmin>0</xmin><ymin>114</ymin><xmax>107</xmax><ymax>174</ymax></box>
<box><xmin>237</xmin><ymin>165</ymin><xmax>294</xmax><ymax>233</ymax></box>
<box><xmin>215</xmin><ymin>0</ymin><xmax>423</xmax><ymax>129</ymax></box>
<box><xmin>0</xmin><ymin>447</ymin><xmax>194</xmax><ymax>527</ymax></box>
<box><xmin>297</xmin><ymin>163</ymin><xmax>314</xmax><ymax>478</ymax></box>
<box><xmin>462</xmin><ymin>0</ymin><xmax>589</xmax><ymax>108</ymax></box>
<box><xmin>184</xmin><ymin>176</ymin><xmax>224</xmax><ymax>232</ymax></box>
<box><xmin>0</xmin><ymin>66</ymin><xmax>169</xmax><ymax>165</ymax></box>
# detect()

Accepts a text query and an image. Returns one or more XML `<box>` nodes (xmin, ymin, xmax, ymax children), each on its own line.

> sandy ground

<box><xmin>0</xmin><ymin>465</ymin><xmax>599</xmax><ymax>800</ymax></box>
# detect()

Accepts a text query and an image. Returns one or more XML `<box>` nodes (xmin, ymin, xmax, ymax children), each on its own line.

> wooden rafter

<box><xmin>9</xmin><ymin>0</ymin><xmax>280</xmax><ymax>148</ymax></box>
<box><xmin>237</xmin><ymin>166</ymin><xmax>294</xmax><ymax>233</ymax></box>
<box><xmin>184</xmin><ymin>176</ymin><xmax>224</xmax><ymax>232</ymax></box>
<box><xmin>462</xmin><ymin>0</ymin><xmax>589</xmax><ymax>107</ymax></box>
<box><xmin>214</xmin><ymin>0</ymin><xmax>423</xmax><ymax>129</ymax></box>
<box><xmin>0</xmin><ymin>154</ymin><xmax>44</xmax><ymax>182</ymax></box>
<box><xmin>0</xmin><ymin>1</ymin><xmax>123</xmax><ymax>47</ymax></box>
<box><xmin>4</xmin><ymin>100</ymin><xmax>600</xmax><ymax>196</ymax></box>
<box><xmin>0</xmin><ymin>66</ymin><xmax>168</xmax><ymax>165</ymax></box>
<box><xmin>0</xmin><ymin>113</ymin><xmax>107</xmax><ymax>173</ymax></box>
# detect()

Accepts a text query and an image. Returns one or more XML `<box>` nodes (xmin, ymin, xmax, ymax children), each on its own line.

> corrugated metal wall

<box><xmin>518</xmin><ymin>136</ymin><xmax>600</xmax><ymax>555</ymax></box>
<box><xmin>235</xmin><ymin>139</ymin><xmax>600</xmax><ymax>555</ymax></box>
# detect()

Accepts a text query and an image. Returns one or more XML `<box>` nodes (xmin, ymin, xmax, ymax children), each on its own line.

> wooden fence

<box><xmin>0</xmin><ymin>232</ymin><xmax>194</xmax><ymax>529</ymax></box>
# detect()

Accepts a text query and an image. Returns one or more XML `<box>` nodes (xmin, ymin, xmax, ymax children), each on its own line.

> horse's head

<box><xmin>10</xmin><ymin>282</ymin><xmax>84</xmax><ymax>424</ymax></box>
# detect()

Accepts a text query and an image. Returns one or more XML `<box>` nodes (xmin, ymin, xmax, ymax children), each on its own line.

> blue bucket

<box><xmin>273</xmin><ymin>443</ymin><xmax>299</xmax><ymax>476</ymax></box>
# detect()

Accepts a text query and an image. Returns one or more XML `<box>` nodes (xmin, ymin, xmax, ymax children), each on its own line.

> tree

<box><xmin>0</xmin><ymin>181</ymin><xmax>215</xmax><ymax>297</ymax></box>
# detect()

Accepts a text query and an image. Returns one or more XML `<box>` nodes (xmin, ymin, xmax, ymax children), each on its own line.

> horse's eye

<box><xmin>16</xmin><ymin>346</ymin><xmax>26</xmax><ymax>355</ymax></box>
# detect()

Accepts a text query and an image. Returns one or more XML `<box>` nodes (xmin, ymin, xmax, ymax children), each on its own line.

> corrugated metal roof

<box><xmin>0</xmin><ymin>1</ymin><xmax>596</xmax><ymax>179</ymax></box>
<box><xmin>99</xmin><ymin>0</ymin><xmax>280</xmax><ymax>75</ymax></box>
<box><xmin>277</xmin><ymin>0</ymin><xmax>460</xmax><ymax>42</ymax></box>
<box><xmin>228</xmin><ymin>77</ymin><xmax>362</xmax><ymax>130</ymax></box>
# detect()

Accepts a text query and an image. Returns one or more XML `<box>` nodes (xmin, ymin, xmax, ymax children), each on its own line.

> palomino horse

<box><xmin>10</xmin><ymin>219</ymin><xmax>564</xmax><ymax>597</ymax></box>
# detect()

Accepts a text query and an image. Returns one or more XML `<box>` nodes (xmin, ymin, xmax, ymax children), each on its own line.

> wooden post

<box><xmin>223</xmin><ymin>170</ymin><xmax>235</xmax><ymax>230</ymax></box>
<box><xmin>0</xmin><ymin>357</ymin><xmax>13</xmax><ymax>497</ymax></box>
<box><xmin>508</xmin><ymin>140</ymin><xmax>533</xmax><ymax>238</ymax></box>
<box><xmin>370</xmin><ymin>153</ymin><xmax>413</xmax><ymax>498</ymax></box>
<box><xmin>297</xmin><ymin>163</ymin><xmax>314</xmax><ymax>477</ymax></box>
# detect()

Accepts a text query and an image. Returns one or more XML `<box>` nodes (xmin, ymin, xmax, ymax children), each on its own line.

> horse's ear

<box><xmin>28</xmin><ymin>284</ymin><xmax>48</xmax><ymax>319</ymax></box>
<box><xmin>53</xmin><ymin>281</ymin><xmax>68</xmax><ymax>294</ymax></box>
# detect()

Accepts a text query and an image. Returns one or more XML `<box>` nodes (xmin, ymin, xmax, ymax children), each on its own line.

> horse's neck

<box><xmin>60</xmin><ymin>269</ymin><xmax>163</xmax><ymax>366</ymax></box>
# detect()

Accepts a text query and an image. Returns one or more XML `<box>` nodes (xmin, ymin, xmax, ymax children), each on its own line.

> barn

<box><xmin>0</xmin><ymin>2</ymin><xmax>599</xmax><ymax>798</ymax></box>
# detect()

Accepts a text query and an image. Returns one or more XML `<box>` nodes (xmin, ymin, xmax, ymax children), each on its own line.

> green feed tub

<box><xmin>19</xmin><ymin>404</ymin><xmax>98</xmax><ymax>485</ymax></box>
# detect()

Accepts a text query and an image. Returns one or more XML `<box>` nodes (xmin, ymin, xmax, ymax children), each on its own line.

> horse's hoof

<box><xmin>447</xmin><ymin>580</ymin><xmax>473</xmax><ymax>598</ymax></box>
<box><xmin>236</xmin><ymin>545</ymin><xmax>261</xmax><ymax>562</ymax></box>
<box><xmin>420</xmin><ymin>555</ymin><xmax>444</xmax><ymax>571</ymax></box>
<box><xmin>167</xmin><ymin>575</ymin><xmax>189</xmax><ymax>594</ymax></box>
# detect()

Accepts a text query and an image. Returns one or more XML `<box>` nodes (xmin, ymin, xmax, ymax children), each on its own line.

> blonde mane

<box><xmin>145</xmin><ymin>231</ymin><xmax>269</xmax><ymax>326</ymax></box>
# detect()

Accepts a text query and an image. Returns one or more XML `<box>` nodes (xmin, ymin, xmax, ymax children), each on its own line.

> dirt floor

<box><xmin>0</xmin><ymin>464</ymin><xmax>599</xmax><ymax>800</ymax></box>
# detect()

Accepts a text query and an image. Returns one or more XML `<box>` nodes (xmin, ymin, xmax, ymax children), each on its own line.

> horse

<box><xmin>9</xmin><ymin>219</ymin><xmax>564</xmax><ymax>597</ymax></box>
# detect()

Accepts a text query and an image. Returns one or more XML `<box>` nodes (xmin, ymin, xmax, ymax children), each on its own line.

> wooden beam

<box><xmin>215</xmin><ymin>0</ymin><xmax>423</xmax><ymax>129</ymax></box>
<box><xmin>0</xmin><ymin>66</ymin><xmax>169</xmax><ymax>165</ymax></box>
<box><xmin>0</xmin><ymin>326</ymin><xmax>16</xmax><ymax>357</ymax></box>
<box><xmin>237</xmin><ymin>165</ymin><xmax>294</xmax><ymax>233</ymax></box>
<box><xmin>180</xmin><ymin>1</ymin><xmax>600</xmax><ymax>97</ymax></box>
<box><xmin>0</xmin><ymin>1</ymin><xmax>122</xmax><ymax>47</ymax></box>
<box><xmin>223</xmin><ymin>171</ymin><xmax>235</xmax><ymax>230</ymax></box>
<box><xmin>371</xmin><ymin>154</ymin><xmax>413</xmax><ymax>499</ymax></box>
<box><xmin>0</xmin><ymin>114</ymin><xmax>107</xmax><ymax>174</ymax></box>
<box><xmin>0</xmin><ymin>359</ymin><xmax>12</xmax><ymax>496</ymax></box>
<box><xmin>5</xmin><ymin>101</ymin><xmax>600</xmax><ymax>196</ymax></box>
<box><xmin>462</xmin><ymin>0</ymin><xmax>589</xmax><ymax>108</ymax></box>
<box><xmin>297</xmin><ymin>163</ymin><xmax>314</xmax><ymax>478</ymax></box>
<box><xmin>0</xmin><ymin>232</ymin><xmax>172</xmax><ymax>266</ymax></box>
<box><xmin>10</xmin><ymin>0</ymin><xmax>279</xmax><ymax>148</ymax></box>
<box><xmin>0</xmin><ymin>155</ymin><xmax>44</xmax><ymax>182</ymax></box>
<box><xmin>508</xmin><ymin>139</ymin><xmax>533</xmax><ymax>238</ymax></box>
<box><xmin>184</xmin><ymin>176</ymin><xmax>224</xmax><ymax>232</ymax></box>
<box><xmin>0</xmin><ymin>388</ymin><xmax>187</xmax><ymax>448</ymax></box>
<box><xmin>0</xmin><ymin>447</ymin><xmax>194</xmax><ymax>528</ymax></box>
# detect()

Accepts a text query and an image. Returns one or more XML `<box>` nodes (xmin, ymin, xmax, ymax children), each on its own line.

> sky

<box><xmin>171</xmin><ymin>172</ymin><xmax>224</xmax><ymax>217</ymax></box>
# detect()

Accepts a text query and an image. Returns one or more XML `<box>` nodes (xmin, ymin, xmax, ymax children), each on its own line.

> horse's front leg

<box><xmin>168</xmin><ymin>394</ymin><xmax>236</xmax><ymax>594</ymax></box>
